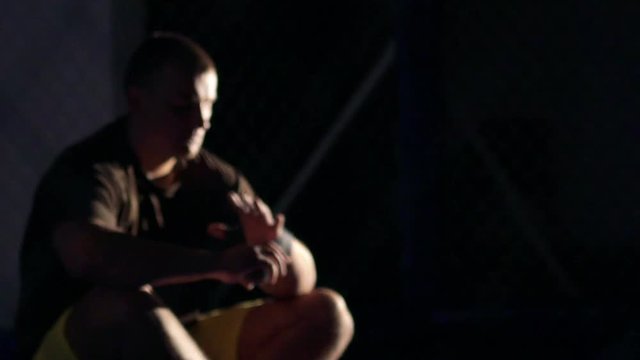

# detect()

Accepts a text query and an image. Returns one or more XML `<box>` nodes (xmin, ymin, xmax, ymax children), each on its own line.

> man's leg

<box><xmin>64</xmin><ymin>286</ymin><xmax>208</xmax><ymax>360</ymax></box>
<box><xmin>237</xmin><ymin>288</ymin><xmax>354</xmax><ymax>360</ymax></box>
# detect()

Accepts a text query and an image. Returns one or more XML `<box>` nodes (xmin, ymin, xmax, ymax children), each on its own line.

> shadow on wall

<box><xmin>0</xmin><ymin>0</ymin><xmax>143</xmax><ymax>330</ymax></box>
<box><xmin>0</xmin><ymin>330</ymin><xmax>15</xmax><ymax>358</ymax></box>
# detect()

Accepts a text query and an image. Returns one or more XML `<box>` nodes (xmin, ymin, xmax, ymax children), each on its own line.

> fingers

<box><xmin>228</xmin><ymin>192</ymin><xmax>273</xmax><ymax>221</ymax></box>
<box><xmin>217</xmin><ymin>242</ymin><xmax>291</xmax><ymax>289</ymax></box>
<box><xmin>240</xmin><ymin>276</ymin><xmax>257</xmax><ymax>291</ymax></box>
<box><xmin>207</xmin><ymin>222</ymin><xmax>229</xmax><ymax>240</ymax></box>
<box><xmin>228</xmin><ymin>192</ymin><xmax>251</xmax><ymax>214</ymax></box>
<box><xmin>251</xmin><ymin>243</ymin><xmax>290</xmax><ymax>286</ymax></box>
<box><xmin>264</xmin><ymin>241</ymin><xmax>291</xmax><ymax>278</ymax></box>
<box><xmin>253</xmin><ymin>197</ymin><xmax>274</xmax><ymax>224</ymax></box>
<box><xmin>227</xmin><ymin>191</ymin><xmax>284</xmax><ymax>245</ymax></box>
<box><xmin>275</xmin><ymin>213</ymin><xmax>286</xmax><ymax>231</ymax></box>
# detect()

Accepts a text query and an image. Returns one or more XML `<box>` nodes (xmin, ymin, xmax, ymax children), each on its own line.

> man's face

<box><xmin>134</xmin><ymin>64</ymin><xmax>218</xmax><ymax>159</ymax></box>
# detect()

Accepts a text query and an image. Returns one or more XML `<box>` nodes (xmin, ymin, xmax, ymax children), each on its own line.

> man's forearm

<box><xmin>53</xmin><ymin>222</ymin><xmax>221</xmax><ymax>289</ymax></box>
<box><xmin>259</xmin><ymin>238</ymin><xmax>317</xmax><ymax>298</ymax></box>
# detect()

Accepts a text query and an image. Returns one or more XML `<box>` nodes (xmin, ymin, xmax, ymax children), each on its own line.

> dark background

<box><xmin>145</xmin><ymin>1</ymin><xmax>401</xmax><ymax>358</ymax></box>
<box><xmin>2</xmin><ymin>0</ymin><xmax>640</xmax><ymax>359</ymax></box>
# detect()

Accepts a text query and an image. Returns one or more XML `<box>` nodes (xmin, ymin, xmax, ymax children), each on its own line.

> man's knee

<box><xmin>65</xmin><ymin>287</ymin><xmax>207</xmax><ymax>360</ymax></box>
<box><xmin>66</xmin><ymin>286</ymin><xmax>164</xmax><ymax>348</ymax></box>
<box><xmin>303</xmin><ymin>288</ymin><xmax>354</xmax><ymax>338</ymax></box>
<box><xmin>71</xmin><ymin>286</ymin><xmax>161</xmax><ymax>326</ymax></box>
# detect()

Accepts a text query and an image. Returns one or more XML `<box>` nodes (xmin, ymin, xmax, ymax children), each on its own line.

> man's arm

<box><xmin>258</xmin><ymin>235</ymin><xmax>317</xmax><ymax>298</ymax></box>
<box><xmin>53</xmin><ymin>221</ymin><xmax>287</xmax><ymax>290</ymax></box>
<box><xmin>225</xmin><ymin>192</ymin><xmax>318</xmax><ymax>298</ymax></box>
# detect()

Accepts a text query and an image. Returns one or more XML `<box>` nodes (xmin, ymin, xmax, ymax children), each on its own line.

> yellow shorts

<box><xmin>33</xmin><ymin>299</ymin><xmax>264</xmax><ymax>360</ymax></box>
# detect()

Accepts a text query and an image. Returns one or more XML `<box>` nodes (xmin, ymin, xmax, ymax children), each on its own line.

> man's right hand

<box><xmin>227</xmin><ymin>191</ymin><xmax>285</xmax><ymax>246</ymax></box>
<box><xmin>212</xmin><ymin>242</ymin><xmax>290</xmax><ymax>290</ymax></box>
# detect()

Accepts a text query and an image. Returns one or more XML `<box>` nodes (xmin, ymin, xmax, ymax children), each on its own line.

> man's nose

<box><xmin>191</xmin><ymin>104</ymin><xmax>211</xmax><ymax>130</ymax></box>
<box><xmin>198</xmin><ymin>103</ymin><xmax>213</xmax><ymax>130</ymax></box>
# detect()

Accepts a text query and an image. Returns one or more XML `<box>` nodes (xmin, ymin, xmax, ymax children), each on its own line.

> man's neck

<box><xmin>145</xmin><ymin>157</ymin><xmax>177</xmax><ymax>181</ymax></box>
<box><xmin>126</xmin><ymin>117</ymin><xmax>178</xmax><ymax>181</ymax></box>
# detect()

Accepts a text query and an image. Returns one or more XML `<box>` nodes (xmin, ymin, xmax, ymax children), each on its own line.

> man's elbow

<box><xmin>52</xmin><ymin>222</ymin><xmax>101</xmax><ymax>279</ymax></box>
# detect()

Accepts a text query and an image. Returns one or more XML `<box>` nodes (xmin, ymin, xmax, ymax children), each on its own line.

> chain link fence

<box><xmin>145</xmin><ymin>2</ymin><xmax>399</xmax><ymax>357</ymax></box>
<box><xmin>139</xmin><ymin>0</ymin><xmax>640</xmax><ymax>357</ymax></box>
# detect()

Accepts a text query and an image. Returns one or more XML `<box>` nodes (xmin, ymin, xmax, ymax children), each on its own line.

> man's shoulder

<box><xmin>64</xmin><ymin>118</ymin><xmax>129</xmax><ymax>163</ymax></box>
<box><xmin>54</xmin><ymin>117</ymin><xmax>128</xmax><ymax>162</ymax></box>
<box><xmin>43</xmin><ymin>119</ymin><xmax>131</xmax><ymax>185</ymax></box>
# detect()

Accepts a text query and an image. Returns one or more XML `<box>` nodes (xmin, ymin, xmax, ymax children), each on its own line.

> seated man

<box><xmin>15</xmin><ymin>32</ymin><xmax>354</xmax><ymax>360</ymax></box>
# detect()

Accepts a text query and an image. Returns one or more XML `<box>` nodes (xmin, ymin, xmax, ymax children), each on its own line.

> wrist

<box><xmin>195</xmin><ymin>250</ymin><xmax>226</xmax><ymax>281</ymax></box>
<box><xmin>275</xmin><ymin>229</ymin><xmax>293</xmax><ymax>255</ymax></box>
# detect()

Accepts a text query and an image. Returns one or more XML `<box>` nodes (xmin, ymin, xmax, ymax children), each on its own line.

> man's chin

<box><xmin>183</xmin><ymin>144</ymin><xmax>202</xmax><ymax>160</ymax></box>
<box><xmin>184</xmin><ymin>151</ymin><xmax>199</xmax><ymax>160</ymax></box>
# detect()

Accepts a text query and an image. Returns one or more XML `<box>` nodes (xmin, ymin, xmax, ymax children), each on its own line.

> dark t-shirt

<box><xmin>15</xmin><ymin>118</ymin><xmax>260</xmax><ymax>359</ymax></box>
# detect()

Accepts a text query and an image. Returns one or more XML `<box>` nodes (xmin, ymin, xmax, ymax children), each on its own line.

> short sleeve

<box><xmin>40</xmin><ymin>157</ymin><xmax>122</xmax><ymax>230</ymax></box>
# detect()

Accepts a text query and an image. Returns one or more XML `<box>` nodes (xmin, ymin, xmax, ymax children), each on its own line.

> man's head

<box><xmin>125</xmin><ymin>32</ymin><xmax>218</xmax><ymax>160</ymax></box>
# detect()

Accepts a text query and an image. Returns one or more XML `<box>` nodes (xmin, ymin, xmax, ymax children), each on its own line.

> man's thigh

<box><xmin>33</xmin><ymin>307</ymin><xmax>77</xmax><ymax>360</ymax></box>
<box><xmin>34</xmin><ymin>290</ymin><xmax>268</xmax><ymax>360</ymax></box>
<box><xmin>34</xmin><ymin>287</ymin><xmax>165</xmax><ymax>360</ymax></box>
<box><xmin>186</xmin><ymin>299</ymin><xmax>265</xmax><ymax>360</ymax></box>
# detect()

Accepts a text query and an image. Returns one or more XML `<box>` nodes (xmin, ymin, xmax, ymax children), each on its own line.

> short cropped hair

<box><xmin>124</xmin><ymin>32</ymin><xmax>216</xmax><ymax>90</ymax></box>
